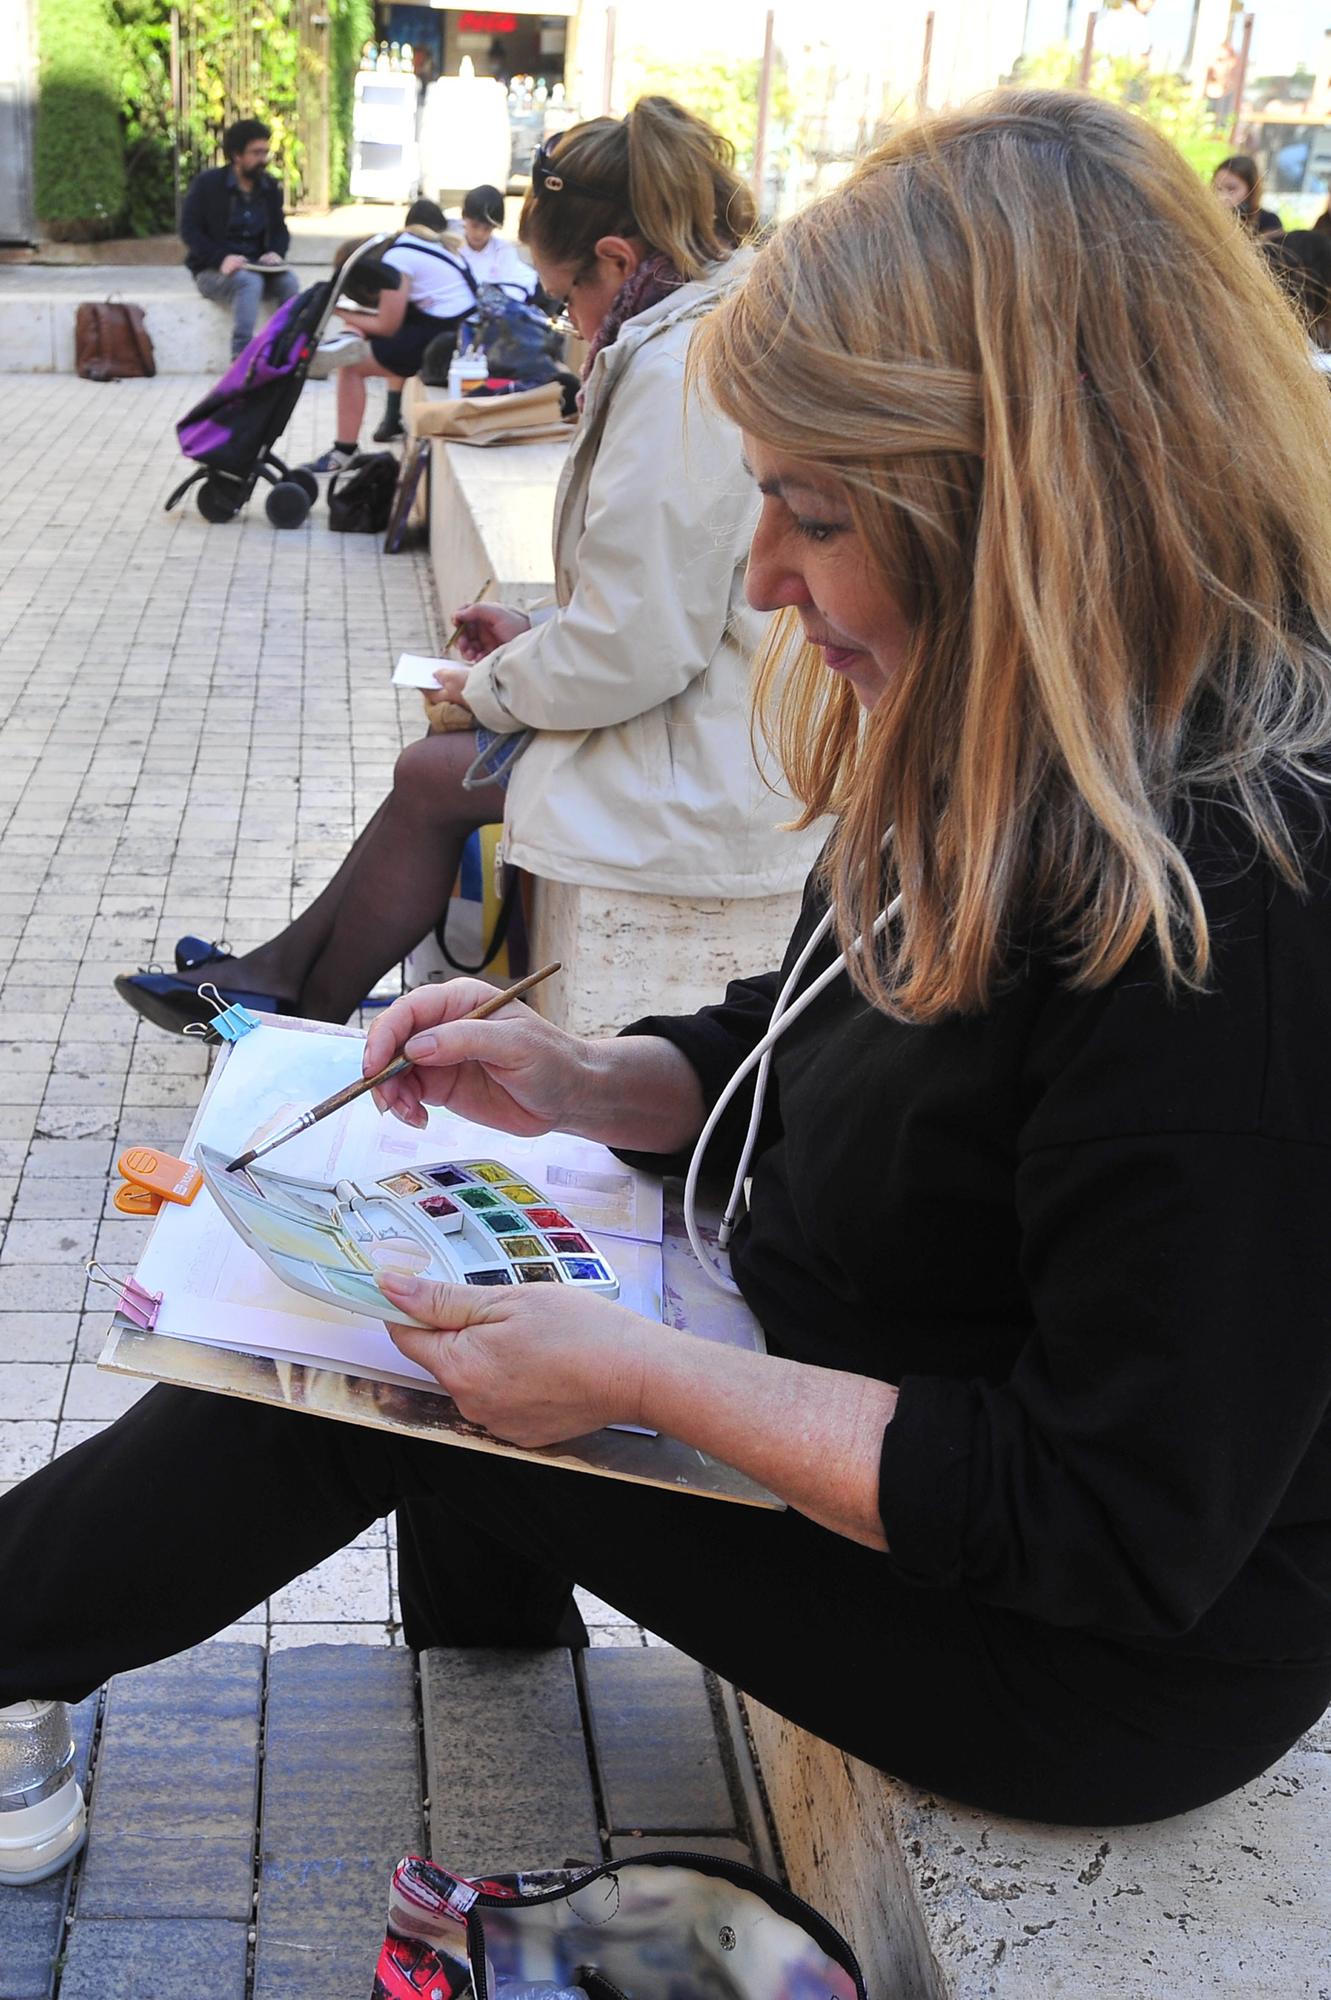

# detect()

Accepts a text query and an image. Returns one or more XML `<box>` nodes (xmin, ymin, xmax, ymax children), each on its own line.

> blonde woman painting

<box><xmin>6</xmin><ymin>92</ymin><xmax>1331</xmax><ymax>1875</ymax></box>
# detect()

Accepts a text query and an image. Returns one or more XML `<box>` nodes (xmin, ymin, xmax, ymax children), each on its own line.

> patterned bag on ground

<box><xmin>327</xmin><ymin>452</ymin><xmax>399</xmax><ymax>534</ymax></box>
<box><xmin>372</xmin><ymin>1850</ymin><xmax>866</xmax><ymax>2000</ymax></box>
<box><xmin>75</xmin><ymin>302</ymin><xmax>156</xmax><ymax>381</ymax></box>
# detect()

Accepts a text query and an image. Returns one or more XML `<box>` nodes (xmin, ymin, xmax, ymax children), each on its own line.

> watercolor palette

<box><xmin>195</xmin><ymin>1145</ymin><xmax>618</xmax><ymax>1328</ymax></box>
<box><xmin>368</xmin><ymin>1157</ymin><xmax>614</xmax><ymax>1291</ymax></box>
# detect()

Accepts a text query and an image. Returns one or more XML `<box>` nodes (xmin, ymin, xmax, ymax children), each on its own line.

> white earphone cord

<box><xmin>682</xmin><ymin>886</ymin><xmax>901</xmax><ymax>1295</ymax></box>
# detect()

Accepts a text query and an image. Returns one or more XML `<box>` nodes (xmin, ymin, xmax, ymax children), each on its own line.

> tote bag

<box><xmin>373</xmin><ymin>1849</ymin><xmax>866</xmax><ymax>2000</ymax></box>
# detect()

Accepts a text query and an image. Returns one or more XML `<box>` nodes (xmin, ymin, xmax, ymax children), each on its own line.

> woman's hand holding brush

<box><xmin>362</xmin><ymin>976</ymin><xmax>599</xmax><ymax>1137</ymax></box>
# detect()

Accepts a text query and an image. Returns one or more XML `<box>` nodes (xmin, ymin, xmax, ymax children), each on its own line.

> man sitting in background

<box><xmin>181</xmin><ymin>120</ymin><xmax>301</xmax><ymax>359</ymax></box>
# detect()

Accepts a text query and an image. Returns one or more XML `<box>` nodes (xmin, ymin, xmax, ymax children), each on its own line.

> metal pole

<box><xmin>169</xmin><ymin>6</ymin><xmax>183</xmax><ymax>229</ymax></box>
<box><xmin>752</xmin><ymin>8</ymin><xmax>775</xmax><ymax>206</ymax></box>
<box><xmin>1078</xmin><ymin>9</ymin><xmax>1097</xmax><ymax>87</ymax></box>
<box><xmin>601</xmin><ymin>5</ymin><xmax>617</xmax><ymax>116</ymax></box>
<box><xmin>917</xmin><ymin>10</ymin><xmax>934</xmax><ymax>112</ymax></box>
<box><xmin>1228</xmin><ymin>10</ymin><xmax>1254</xmax><ymax>142</ymax></box>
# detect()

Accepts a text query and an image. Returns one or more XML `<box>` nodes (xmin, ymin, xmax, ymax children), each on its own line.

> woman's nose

<box><xmin>745</xmin><ymin>523</ymin><xmax>812</xmax><ymax>615</ymax></box>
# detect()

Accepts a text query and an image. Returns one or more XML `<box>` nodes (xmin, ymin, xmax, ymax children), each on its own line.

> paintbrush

<box><xmin>224</xmin><ymin>961</ymin><xmax>561</xmax><ymax>1174</ymax></box>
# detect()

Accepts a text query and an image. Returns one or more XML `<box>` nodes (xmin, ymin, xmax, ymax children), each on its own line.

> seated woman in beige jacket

<box><xmin>114</xmin><ymin>97</ymin><xmax>821</xmax><ymax>1034</ymax></box>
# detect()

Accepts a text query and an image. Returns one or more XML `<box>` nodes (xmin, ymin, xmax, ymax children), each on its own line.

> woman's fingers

<box><xmin>363</xmin><ymin>980</ymin><xmax>500</xmax><ymax>1078</ymax></box>
<box><xmin>381</xmin><ymin>1273</ymin><xmax>489</xmax><ymax>1331</ymax></box>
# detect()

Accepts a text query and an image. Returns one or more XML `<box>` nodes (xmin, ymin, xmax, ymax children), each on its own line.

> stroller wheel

<box><xmin>288</xmin><ymin>467</ymin><xmax>319</xmax><ymax>505</ymax></box>
<box><xmin>197</xmin><ymin>478</ymin><xmax>241</xmax><ymax>524</ymax></box>
<box><xmin>265</xmin><ymin>480</ymin><xmax>312</xmax><ymax>530</ymax></box>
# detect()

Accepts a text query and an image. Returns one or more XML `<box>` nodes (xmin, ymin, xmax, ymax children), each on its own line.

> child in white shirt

<box><xmin>456</xmin><ymin>183</ymin><xmax>537</xmax><ymax>296</ymax></box>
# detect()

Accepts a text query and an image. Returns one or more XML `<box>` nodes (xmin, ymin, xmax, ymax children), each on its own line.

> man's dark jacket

<box><xmin>180</xmin><ymin>166</ymin><xmax>290</xmax><ymax>275</ymax></box>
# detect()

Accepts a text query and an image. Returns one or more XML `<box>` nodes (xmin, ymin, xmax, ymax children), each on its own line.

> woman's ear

<box><xmin>594</xmin><ymin>235</ymin><xmax>642</xmax><ymax>286</ymax></box>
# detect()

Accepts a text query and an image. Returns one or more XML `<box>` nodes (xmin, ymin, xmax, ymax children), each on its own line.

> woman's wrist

<box><xmin>561</xmin><ymin>1034</ymin><xmax>706</xmax><ymax>1154</ymax></box>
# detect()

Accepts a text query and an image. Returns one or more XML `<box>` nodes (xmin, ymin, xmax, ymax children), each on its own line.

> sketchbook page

<box><xmin>393</xmin><ymin>652</ymin><xmax>451</xmax><ymax>689</ymax></box>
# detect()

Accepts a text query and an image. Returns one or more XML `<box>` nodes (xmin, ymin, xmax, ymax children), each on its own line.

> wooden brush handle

<box><xmin>295</xmin><ymin>962</ymin><xmax>562</xmax><ymax>1132</ymax></box>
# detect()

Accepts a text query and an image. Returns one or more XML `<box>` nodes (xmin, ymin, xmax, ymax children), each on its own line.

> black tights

<box><xmin>181</xmin><ymin>732</ymin><xmax>507</xmax><ymax>1023</ymax></box>
<box><xmin>3</xmin><ymin>1385</ymin><xmax>1322</xmax><ymax>1827</ymax></box>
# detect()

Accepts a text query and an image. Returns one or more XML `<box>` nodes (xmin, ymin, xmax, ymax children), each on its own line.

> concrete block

<box><xmin>76</xmin><ymin>1643</ymin><xmax>263</xmax><ymax>1921</ymax></box>
<box><xmin>252</xmin><ymin>1645</ymin><xmax>423</xmax><ymax>2000</ymax></box>
<box><xmin>57</xmin><ymin>1917</ymin><xmax>248</xmax><ymax>2000</ymax></box>
<box><xmin>0</xmin><ymin>267</ymin><xmax>282</xmax><ymax>375</ymax></box>
<box><xmin>137</xmin><ymin>298</ymin><xmax>235</xmax><ymax>379</ymax></box>
<box><xmin>0</xmin><ymin>302</ymin><xmax>57</xmax><ymax>373</ymax></box>
<box><xmin>421</xmin><ymin>1647</ymin><xmax>600</xmax><ymax>1874</ymax></box>
<box><xmin>582</xmin><ymin>1648</ymin><xmax>735</xmax><ymax>1837</ymax></box>
<box><xmin>529</xmin><ymin>877</ymin><xmax>804</xmax><ymax>1040</ymax></box>
<box><xmin>427</xmin><ymin>434</ymin><xmax>565</xmax><ymax>623</ymax></box>
<box><xmin>0</xmin><ymin>1692</ymin><xmax>98</xmax><ymax>2000</ymax></box>
<box><xmin>744</xmin><ymin>1696</ymin><xmax>1331</xmax><ymax>2000</ymax></box>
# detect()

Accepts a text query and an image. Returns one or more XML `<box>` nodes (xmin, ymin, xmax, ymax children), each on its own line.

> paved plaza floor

<box><xmin>0</xmin><ymin>372</ymin><xmax>646</xmax><ymax>1653</ymax></box>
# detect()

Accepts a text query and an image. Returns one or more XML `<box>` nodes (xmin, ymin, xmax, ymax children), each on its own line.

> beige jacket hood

<box><xmin>462</xmin><ymin>252</ymin><xmax>823</xmax><ymax>899</ymax></box>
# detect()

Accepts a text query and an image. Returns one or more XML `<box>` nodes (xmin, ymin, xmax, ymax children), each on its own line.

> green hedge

<box><xmin>37</xmin><ymin>0</ymin><xmax>386</xmax><ymax>239</ymax></box>
<box><xmin>115</xmin><ymin>0</ymin><xmax>176</xmax><ymax>238</ymax></box>
<box><xmin>34</xmin><ymin>0</ymin><xmax>127</xmax><ymax>239</ymax></box>
<box><xmin>331</xmin><ymin>0</ymin><xmax>375</xmax><ymax>204</ymax></box>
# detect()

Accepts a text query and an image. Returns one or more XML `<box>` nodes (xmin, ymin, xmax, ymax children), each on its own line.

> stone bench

<box><xmin>0</xmin><ymin>1639</ymin><xmax>777</xmax><ymax>2000</ymax></box>
<box><xmin>413</xmin><ymin>426</ymin><xmax>802</xmax><ymax>1025</ymax></box>
<box><xmin>742</xmin><ymin>1696</ymin><xmax>1331</xmax><ymax>1997</ymax></box>
<box><xmin>0</xmin><ymin>266</ymin><xmax>292</xmax><ymax>377</ymax></box>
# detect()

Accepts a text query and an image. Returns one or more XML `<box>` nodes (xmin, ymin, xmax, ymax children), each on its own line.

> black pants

<box><xmin>2</xmin><ymin>1386</ymin><xmax>1323</xmax><ymax>1827</ymax></box>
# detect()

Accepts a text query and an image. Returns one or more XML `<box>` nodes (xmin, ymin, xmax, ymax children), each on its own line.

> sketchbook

<box><xmin>98</xmin><ymin>1014</ymin><xmax>777</xmax><ymax>1507</ymax></box>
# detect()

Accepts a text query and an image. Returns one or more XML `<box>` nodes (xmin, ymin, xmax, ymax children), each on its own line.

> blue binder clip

<box><xmin>183</xmin><ymin>982</ymin><xmax>261</xmax><ymax>1045</ymax></box>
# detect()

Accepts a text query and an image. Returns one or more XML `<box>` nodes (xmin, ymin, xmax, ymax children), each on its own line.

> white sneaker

<box><xmin>0</xmin><ymin>1701</ymin><xmax>87</xmax><ymax>1886</ymax></box>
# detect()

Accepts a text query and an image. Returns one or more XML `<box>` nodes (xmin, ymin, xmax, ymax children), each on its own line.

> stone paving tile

<box><xmin>268</xmin><ymin>1622</ymin><xmax>398</xmax><ymax>1649</ymax></box>
<box><xmin>0</xmin><ymin>1361</ymin><xmax>67</xmax><ymax>1419</ymax></box>
<box><xmin>269</xmin><ymin>1545</ymin><xmax>394</xmax><ymax>1625</ymax></box>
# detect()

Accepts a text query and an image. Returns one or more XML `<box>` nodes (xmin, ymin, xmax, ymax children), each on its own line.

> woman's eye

<box><xmin>794</xmin><ymin>518</ymin><xmax>843</xmax><ymax>544</ymax></box>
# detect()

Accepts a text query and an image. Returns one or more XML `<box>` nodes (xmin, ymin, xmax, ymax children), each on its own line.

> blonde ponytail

<box><xmin>520</xmin><ymin>94</ymin><xmax>754</xmax><ymax>281</ymax></box>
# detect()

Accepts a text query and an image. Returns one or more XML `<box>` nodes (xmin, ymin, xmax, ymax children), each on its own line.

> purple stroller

<box><xmin>164</xmin><ymin>235</ymin><xmax>392</xmax><ymax>529</ymax></box>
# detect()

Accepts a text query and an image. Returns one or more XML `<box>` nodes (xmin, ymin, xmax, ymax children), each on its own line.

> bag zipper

<box><xmin>464</xmin><ymin>1847</ymin><xmax>866</xmax><ymax>2000</ymax></box>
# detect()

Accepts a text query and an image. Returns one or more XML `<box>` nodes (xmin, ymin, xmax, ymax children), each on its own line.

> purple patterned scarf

<box><xmin>580</xmin><ymin>252</ymin><xmax>687</xmax><ymax>382</ymax></box>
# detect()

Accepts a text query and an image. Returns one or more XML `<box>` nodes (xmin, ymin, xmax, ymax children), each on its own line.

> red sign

<box><xmin>458</xmin><ymin>11</ymin><xmax>518</xmax><ymax>31</ymax></box>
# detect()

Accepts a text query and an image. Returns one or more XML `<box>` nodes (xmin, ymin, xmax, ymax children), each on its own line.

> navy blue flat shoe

<box><xmin>114</xmin><ymin>971</ymin><xmax>290</xmax><ymax>1037</ymax></box>
<box><xmin>174</xmin><ymin>935</ymin><xmax>233</xmax><ymax>973</ymax></box>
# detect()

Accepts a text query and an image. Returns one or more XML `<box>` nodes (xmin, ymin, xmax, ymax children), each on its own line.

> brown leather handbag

<box><xmin>74</xmin><ymin>302</ymin><xmax>156</xmax><ymax>381</ymax></box>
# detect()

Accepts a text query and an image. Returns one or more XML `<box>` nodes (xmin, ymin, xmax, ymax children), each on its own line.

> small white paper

<box><xmin>393</xmin><ymin>653</ymin><xmax>453</xmax><ymax>690</ymax></box>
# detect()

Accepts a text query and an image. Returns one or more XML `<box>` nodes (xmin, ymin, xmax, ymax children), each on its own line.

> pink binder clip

<box><xmin>86</xmin><ymin>1262</ymin><xmax>163</xmax><ymax>1331</ymax></box>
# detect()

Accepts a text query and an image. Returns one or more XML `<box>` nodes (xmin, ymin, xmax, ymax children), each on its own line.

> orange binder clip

<box><xmin>113</xmin><ymin>1181</ymin><xmax>164</xmax><ymax>1217</ymax></box>
<box><xmin>117</xmin><ymin>1147</ymin><xmax>202</xmax><ymax>1207</ymax></box>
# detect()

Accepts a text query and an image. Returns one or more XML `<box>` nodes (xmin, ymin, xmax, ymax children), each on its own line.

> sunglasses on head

<box><xmin>531</xmin><ymin>140</ymin><xmax>604</xmax><ymax>200</ymax></box>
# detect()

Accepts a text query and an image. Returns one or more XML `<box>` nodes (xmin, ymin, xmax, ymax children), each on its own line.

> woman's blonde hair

<box><xmin>696</xmin><ymin>89</ymin><xmax>1331</xmax><ymax>1021</ymax></box>
<box><xmin>519</xmin><ymin>94</ymin><xmax>754</xmax><ymax>281</ymax></box>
